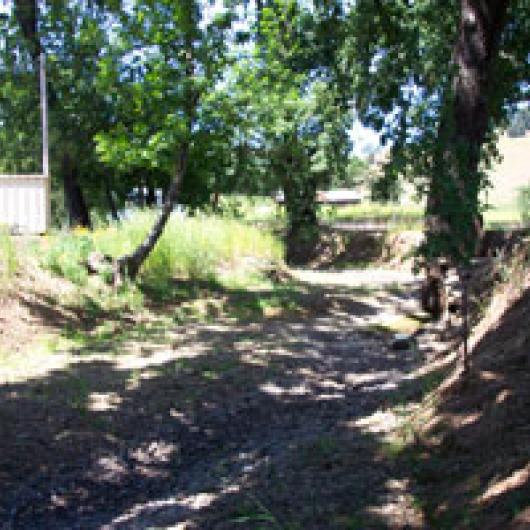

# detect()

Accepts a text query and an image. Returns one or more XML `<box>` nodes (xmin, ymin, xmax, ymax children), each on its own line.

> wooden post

<box><xmin>40</xmin><ymin>52</ymin><xmax>51</xmax><ymax>231</ymax></box>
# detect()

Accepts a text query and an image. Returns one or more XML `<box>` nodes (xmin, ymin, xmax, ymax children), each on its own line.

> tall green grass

<box><xmin>44</xmin><ymin>233</ymin><xmax>94</xmax><ymax>285</ymax></box>
<box><xmin>321</xmin><ymin>202</ymin><xmax>424</xmax><ymax>226</ymax></box>
<box><xmin>44</xmin><ymin>210</ymin><xmax>283</xmax><ymax>289</ymax></box>
<box><xmin>0</xmin><ymin>226</ymin><xmax>17</xmax><ymax>288</ymax></box>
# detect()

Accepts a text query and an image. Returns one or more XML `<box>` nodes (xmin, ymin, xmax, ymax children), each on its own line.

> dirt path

<box><xmin>0</xmin><ymin>269</ymin><xmax>441</xmax><ymax>529</ymax></box>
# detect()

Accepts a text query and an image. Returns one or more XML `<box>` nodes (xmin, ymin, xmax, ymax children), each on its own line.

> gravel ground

<box><xmin>1</xmin><ymin>269</ymin><xmax>436</xmax><ymax>530</ymax></box>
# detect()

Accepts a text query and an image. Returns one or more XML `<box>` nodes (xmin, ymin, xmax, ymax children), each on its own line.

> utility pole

<box><xmin>40</xmin><ymin>52</ymin><xmax>49</xmax><ymax>177</ymax></box>
<box><xmin>40</xmin><ymin>52</ymin><xmax>51</xmax><ymax>231</ymax></box>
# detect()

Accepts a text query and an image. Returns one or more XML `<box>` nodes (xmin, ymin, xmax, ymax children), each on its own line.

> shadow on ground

<box><xmin>0</xmin><ymin>273</ymin><xmax>480</xmax><ymax>529</ymax></box>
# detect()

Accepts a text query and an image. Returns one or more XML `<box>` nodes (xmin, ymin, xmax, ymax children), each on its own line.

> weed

<box><xmin>230</xmin><ymin>495</ymin><xmax>283</xmax><ymax>529</ymax></box>
<box><xmin>43</xmin><ymin>232</ymin><xmax>94</xmax><ymax>285</ymax></box>
<box><xmin>44</xmin><ymin>211</ymin><xmax>284</xmax><ymax>298</ymax></box>
<box><xmin>92</xmin><ymin>210</ymin><xmax>283</xmax><ymax>287</ymax></box>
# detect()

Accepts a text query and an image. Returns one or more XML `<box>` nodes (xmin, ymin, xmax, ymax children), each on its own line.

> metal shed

<box><xmin>0</xmin><ymin>174</ymin><xmax>50</xmax><ymax>234</ymax></box>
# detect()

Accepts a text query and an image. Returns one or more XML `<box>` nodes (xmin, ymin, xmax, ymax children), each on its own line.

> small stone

<box><xmin>392</xmin><ymin>333</ymin><xmax>414</xmax><ymax>350</ymax></box>
<box><xmin>86</xmin><ymin>251</ymin><xmax>113</xmax><ymax>274</ymax></box>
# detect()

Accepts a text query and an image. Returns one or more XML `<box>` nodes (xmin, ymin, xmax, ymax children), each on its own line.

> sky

<box><xmin>0</xmin><ymin>0</ymin><xmax>10</xmax><ymax>16</ymax></box>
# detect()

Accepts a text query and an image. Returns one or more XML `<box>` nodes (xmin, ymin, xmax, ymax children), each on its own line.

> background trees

<box><xmin>229</xmin><ymin>0</ymin><xmax>351</xmax><ymax>263</ymax></box>
<box><xmin>1</xmin><ymin>0</ymin><xmax>528</xmax><ymax>269</ymax></box>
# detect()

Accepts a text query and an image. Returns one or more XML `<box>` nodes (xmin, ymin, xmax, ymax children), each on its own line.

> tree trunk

<box><xmin>211</xmin><ymin>190</ymin><xmax>221</xmax><ymax>212</ymax></box>
<box><xmin>146</xmin><ymin>183</ymin><xmax>156</xmax><ymax>207</ymax></box>
<box><xmin>105</xmin><ymin>177</ymin><xmax>119</xmax><ymax>222</ymax></box>
<box><xmin>114</xmin><ymin>144</ymin><xmax>189</xmax><ymax>282</ymax></box>
<box><xmin>283</xmin><ymin>171</ymin><xmax>319</xmax><ymax>265</ymax></box>
<box><xmin>426</xmin><ymin>0</ymin><xmax>509</xmax><ymax>261</ymax></box>
<box><xmin>62</xmin><ymin>152</ymin><xmax>91</xmax><ymax>229</ymax></box>
<box><xmin>114</xmin><ymin>2</ymin><xmax>197</xmax><ymax>283</ymax></box>
<box><xmin>14</xmin><ymin>0</ymin><xmax>40</xmax><ymax>60</ymax></box>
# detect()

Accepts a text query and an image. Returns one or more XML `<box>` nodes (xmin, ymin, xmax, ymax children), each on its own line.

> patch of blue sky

<box><xmin>349</xmin><ymin>119</ymin><xmax>380</xmax><ymax>157</ymax></box>
<box><xmin>0</xmin><ymin>0</ymin><xmax>11</xmax><ymax>17</ymax></box>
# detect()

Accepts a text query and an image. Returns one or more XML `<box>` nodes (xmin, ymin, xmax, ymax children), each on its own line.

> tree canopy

<box><xmin>1</xmin><ymin>0</ymin><xmax>528</xmax><ymax>266</ymax></box>
<box><xmin>345</xmin><ymin>0</ymin><xmax>530</xmax><ymax>260</ymax></box>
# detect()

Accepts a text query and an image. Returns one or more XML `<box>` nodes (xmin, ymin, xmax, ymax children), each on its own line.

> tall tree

<box><xmin>235</xmin><ymin>0</ymin><xmax>350</xmax><ymax>264</ymax></box>
<box><xmin>7</xmin><ymin>0</ymin><xmax>117</xmax><ymax>227</ymax></box>
<box><xmin>347</xmin><ymin>0</ymin><xmax>530</xmax><ymax>261</ymax></box>
<box><xmin>95</xmin><ymin>0</ymin><xmax>234</xmax><ymax>279</ymax></box>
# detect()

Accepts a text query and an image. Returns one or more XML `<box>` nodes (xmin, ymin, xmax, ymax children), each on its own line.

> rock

<box><xmin>86</xmin><ymin>251</ymin><xmax>113</xmax><ymax>275</ymax></box>
<box><xmin>392</xmin><ymin>333</ymin><xmax>414</xmax><ymax>350</ymax></box>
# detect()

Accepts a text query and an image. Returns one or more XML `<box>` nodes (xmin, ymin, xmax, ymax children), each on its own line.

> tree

<box><xmin>95</xmin><ymin>0</ymin><xmax>234</xmax><ymax>280</ymax></box>
<box><xmin>331</xmin><ymin>155</ymin><xmax>369</xmax><ymax>189</ymax></box>
<box><xmin>6</xmin><ymin>0</ymin><xmax>120</xmax><ymax>228</ymax></box>
<box><xmin>0</xmin><ymin>16</ymin><xmax>41</xmax><ymax>175</ymax></box>
<box><xmin>233</xmin><ymin>0</ymin><xmax>351</xmax><ymax>264</ymax></box>
<box><xmin>347</xmin><ymin>0</ymin><xmax>530</xmax><ymax>262</ymax></box>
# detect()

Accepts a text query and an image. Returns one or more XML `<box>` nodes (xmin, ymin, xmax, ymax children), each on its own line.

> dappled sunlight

<box><xmin>350</xmin><ymin>409</ymin><xmax>402</xmax><ymax>435</ymax></box>
<box><xmin>0</xmin><ymin>339</ymin><xmax>71</xmax><ymax>383</ymax></box>
<box><xmin>478</xmin><ymin>369</ymin><xmax>505</xmax><ymax>382</ymax></box>
<box><xmin>88</xmin><ymin>391</ymin><xmax>122</xmax><ymax>412</ymax></box>
<box><xmin>291</xmin><ymin>268</ymin><xmax>419</xmax><ymax>288</ymax></box>
<box><xmin>477</xmin><ymin>464</ymin><xmax>530</xmax><ymax>505</ymax></box>
<box><xmin>364</xmin><ymin>478</ymin><xmax>426</xmax><ymax>529</ymax></box>
<box><xmin>0</xmin><ymin>268</ymin><xmax>449</xmax><ymax>528</ymax></box>
<box><xmin>109</xmin><ymin>490</ymin><xmax>222</xmax><ymax>529</ymax></box>
<box><xmin>260</xmin><ymin>381</ymin><xmax>312</xmax><ymax>398</ymax></box>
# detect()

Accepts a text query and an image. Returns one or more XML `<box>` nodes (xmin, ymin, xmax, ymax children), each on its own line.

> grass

<box><xmin>320</xmin><ymin>199</ymin><xmax>526</xmax><ymax>228</ymax></box>
<box><xmin>53</xmin><ymin>278</ymin><xmax>310</xmax><ymax>358</ymax></box>
<box><xmin>321</xmin><ymin>202</ymin><xmax>424</xmax><ymax>227</ymax></box>
<box><xmin>483</xmin><ymin>203</ymin><xmax>525</xmax><ymax>227</ymax></box>
<box><xmin>92</xmin><ymin>211</ymin><xmax>282</xmax><ymax>279</ymax></box>
<box><xmin>93</xmin><ymin>210</ymin><xmax>282</xmax><ymax>284</ymax></box>
<box><xmin>43</xmin><ymin>210</ymin><xmax>283</xmax><ymax>294</ymax></box>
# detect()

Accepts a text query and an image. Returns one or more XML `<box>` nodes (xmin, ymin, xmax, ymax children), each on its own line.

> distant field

<box><xmin>228</xmin><ymin>133</ymin><xmax>530</xmax><ymax>230</ymax></box>
<box><xmin>486</xmin><ymin>132</ymin><xmax>530</xmax><ymax>207</ymax></box>
<box><xmin>324</xmin><ymin>202</ymin><xmax>523</xmax><ymax>228</ymax></box>
<box><xmin>321</xmin><ymin>202</ymin><xmax>424</xmax><ymax>229</ymax></box>
<box><xmin>237</xmin><ymin>197</ymin><xmax>524</xmax><ymax>229</ymax></box>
